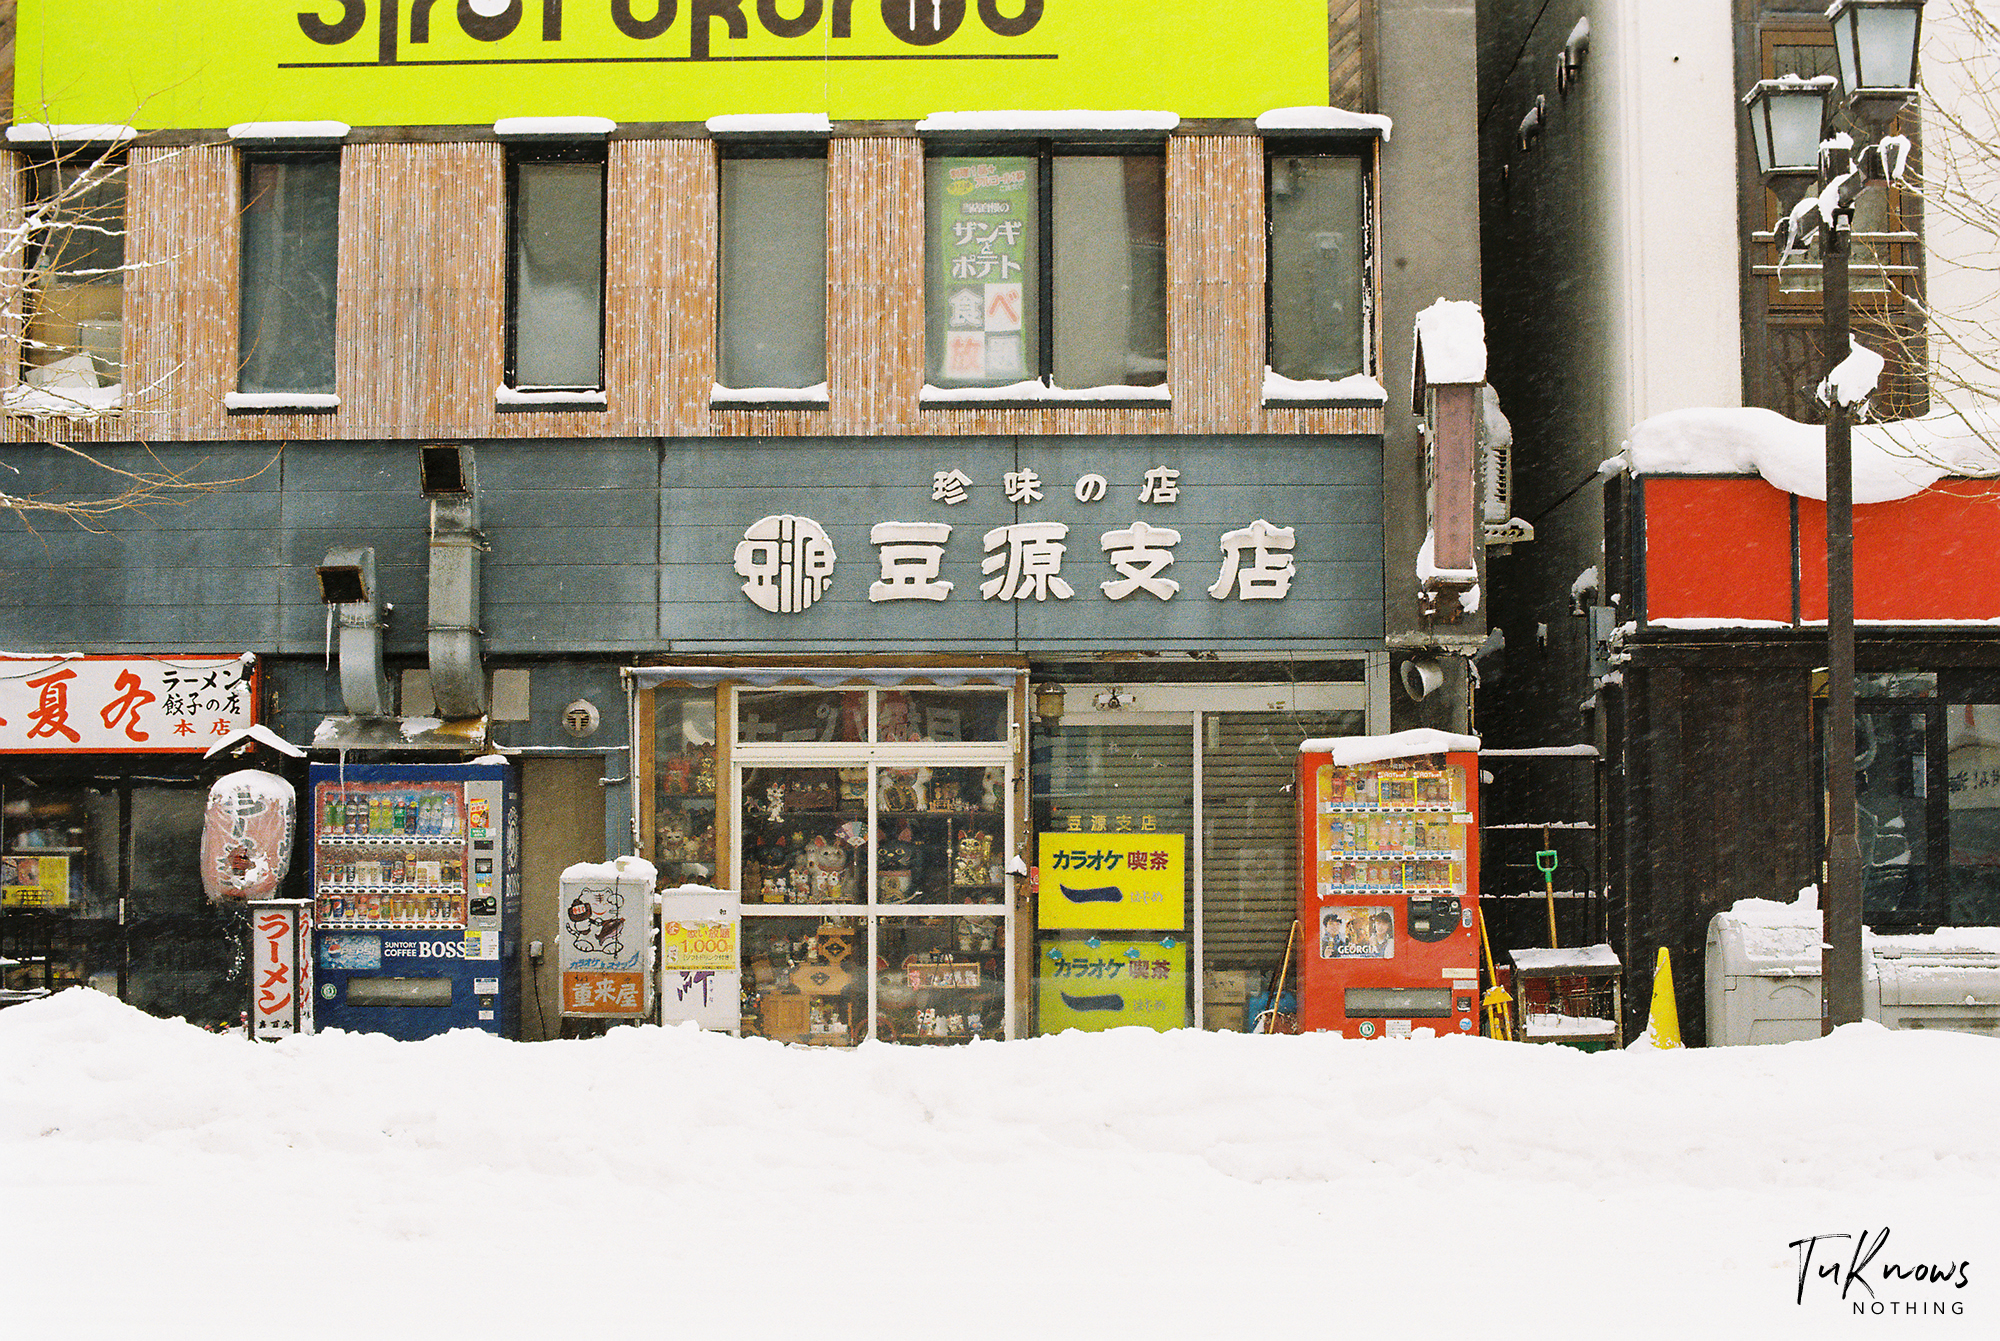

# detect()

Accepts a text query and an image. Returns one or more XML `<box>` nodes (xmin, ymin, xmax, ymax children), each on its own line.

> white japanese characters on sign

<box><xmin>982</xmin><ymin>522</ymin><xmax>1075</xmax><ymax>602</ymax></box>
<box><xmin>1100</xmin><ymin>521</ymin><xmax>1182</xmax><ymax>601</ymax></box>
<box><xmin>869</xmin><ymin>522</ymin><xmax>954</xmax><ymax>603</ymax></box>
<box><xmin>730</xmin><ymin>466</ymin><xmax>1300</xmax><ymax>613</ymax></box>
<box><xmin>0</xmin><ymin>655</ymin><xmax>257</xmax><ymax>753</ymax></box>
<box><xmin>1209</xmin><ymin>519</ymin><xmax>1297</xmax><ymax>600</ymax></box>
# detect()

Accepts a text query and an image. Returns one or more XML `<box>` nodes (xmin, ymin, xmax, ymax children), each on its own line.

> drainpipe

<box><xmin>424</xmin><ymin>444</ymin><xmax>487</xmax><ymax>719</ymax></box>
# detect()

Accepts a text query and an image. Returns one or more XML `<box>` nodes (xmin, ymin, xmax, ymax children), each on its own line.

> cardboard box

<box><xmin>1204</xmin><ymin>1002</ymin><xmax>1246</xmax><ymax>1033</ymax></box>
<box><xmin>1204</xmin><ymin>969</ymin><xmax>1251</xmax><ymax>1001</ymax></box>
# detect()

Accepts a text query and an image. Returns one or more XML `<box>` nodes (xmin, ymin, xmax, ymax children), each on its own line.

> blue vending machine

<box><xmin>310</xmin><ymin>760</ymin><xmax>519</xmax><ymax>1039</ymax></box>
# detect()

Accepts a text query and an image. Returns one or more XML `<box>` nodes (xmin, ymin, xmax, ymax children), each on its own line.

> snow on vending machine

<box><xmin>310</xmin><ymin>760</ymin><xmax>520</xmax><ymax>1040</ymax></box>
<box><xmin>1297</xmin><ymin>733</ymin><xmax>1482</xmax><ymax>1038</ymax></box>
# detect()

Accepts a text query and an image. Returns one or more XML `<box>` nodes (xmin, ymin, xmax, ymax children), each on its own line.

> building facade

<box><xmin>1477</xmin><ymin>0</ymin><xmax>2000</xmax><ymax>1043</ymax></box>
<box><xmin>0</xmin><ymin>0</ymin><xmax>1486</xmax><ymax>1040</ymax></box>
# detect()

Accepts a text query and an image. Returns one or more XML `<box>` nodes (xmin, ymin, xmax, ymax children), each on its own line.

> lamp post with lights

<box><xmin>1741</xmin><ymin>0</ymin><xmax>1923</xmax><ymax>1031</ymax></box>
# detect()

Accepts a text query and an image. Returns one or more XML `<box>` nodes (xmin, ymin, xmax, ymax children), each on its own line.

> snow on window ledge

<box><xmin>710</xmin><ymin>382</ymin><xmax>830</xmax><ymax>407</ymax></box>
<box><xmin>915</xmin><ymin>110</ymin><xmax>1180</xmax><ymax>134</ymax></box>
<box><xmin>1262</xmin><ymin>369</ymin><xmax>1387</xmax><ymax>405</ymax></box>
<box><xmin>920</xmin><ymin>380</ymin><xmax>1171</xmax><ymax>406</ymax></box>
<box><xmin>706</xmin><ymin>114</ymin><xmax>833</xmax><ymax>136</ymax></box>
<box><xmin>2</xmin><ymin>384</ymin><xmax>123</xmax><ymax>419</ymax></box>
<box><xmin>494</xmin><ymin>386</ymin><xmax>608</xmax><ymax>409</ymax></box>
<box><xmin>227</xmin><ymin>121</ymin><xmax>351</xmax><ymax>143</ymax></box>
<box><xmin>493</xmin><ymin>117</ymin><xmax>615</xmax><ymax>139</ymax></box>
<box><xmin>224</xmin><ymin>391</ymin><xmax>340</xmax><ymax>414</ymax></box>
<box><xmin>1255</xmin><ymin>108</ymin><xmax>1393</xmax><ymax>140</ymax></box>
<box><xmin>6</xmin><ymin>123</ymin><xmax>137</xmax><ymax>144</ymax></box>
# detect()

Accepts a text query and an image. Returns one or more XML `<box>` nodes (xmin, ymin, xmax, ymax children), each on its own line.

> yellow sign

<box><xmin>1037</xmin><ymin>832</ymin><xmax>1184</xmax><ymax>930</ymax></box>
<box><xmin>1037</xmin><ymin>935</ymin><xmax>1186</xmax><ymax>1033</ymax></box>
<box><xmin>660</xmin><ymin>918</ymin><xmax>737</xmax><ymax>970</ymax></box>
<box><xmin>15</xmin><ymin>1</ymin><xmax>1330</xmax><ymax>129</ymax></box>
<box><xmin>2</xmin><ymin>854</ymin><xmax>70</xmax><ymax>909</ymax></box>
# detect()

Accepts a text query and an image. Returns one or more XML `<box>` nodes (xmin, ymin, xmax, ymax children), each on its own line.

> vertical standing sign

<box><xmin>657</xmin><ymin>885</ymin><xmax>741</xmax><ymax>1033</ymax></box>
<box><xmin>248</xmin><ymin>898</ymin><xmax>313</xmax><ymax>1039</ymax></box>
<box><xmin>559</xmin><ymin>856</ymin><xmax>658</xmax><ymax>1019</ymax></box>
<box><xmin>1035</xmin><ymin>833</ymin><xmax>1187</xmax><ymax>1032</ymax></box>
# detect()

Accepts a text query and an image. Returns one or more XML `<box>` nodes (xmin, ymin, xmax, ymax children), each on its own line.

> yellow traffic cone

<box><xmin>1645</xmin><ymin>947</ymin><xmax>1684</xmax><ymax>1049</ymax></box>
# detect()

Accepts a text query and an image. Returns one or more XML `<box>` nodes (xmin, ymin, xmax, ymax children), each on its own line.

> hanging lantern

<box><xmin>201</xmin><ymin>769</ymin><xmax>297</xmax><ymax>901</ymax></box>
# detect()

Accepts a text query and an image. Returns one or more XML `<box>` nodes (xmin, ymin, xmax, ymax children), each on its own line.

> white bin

<box><xmin>1707</xmin><ymin>899</ymin><xmax>2000</xmax><ymax>1044</ymax></box>
<box><xmin>1705</xmin><ymin>908</ymin><xmax>1828</xmax><ymax>1046</ymax></box>
<box><xmin>1872</xmin><ymin>947</ymin><xmax>2000</xmax><ymax>1036</ymax></box>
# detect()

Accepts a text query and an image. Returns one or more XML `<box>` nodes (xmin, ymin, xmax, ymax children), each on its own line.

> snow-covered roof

<box><xmin>1413</xmin><ymin>300</ymin><xmax>1487</xmax><ymax>388</ymax></box>
<box><xmin>1613</xmin><ymin>405</ymin><xmax>2000</xmax><ymax>503</ymax></box>
<box><xmin>1299</xmin><ymin>728</ymin><xmax>1480</xmax><ymax>765</ymax></box>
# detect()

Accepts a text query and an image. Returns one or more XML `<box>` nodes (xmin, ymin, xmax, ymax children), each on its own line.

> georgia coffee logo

<box><xmin>1792</xmin><ymin>1228</ymin><xmax>1971</xmax><ymax>1317</ymax></box>
<box><xmin>295</xmin><ymin>0</ymin><xmax>1046</xmax><ymax>63</ymax></box>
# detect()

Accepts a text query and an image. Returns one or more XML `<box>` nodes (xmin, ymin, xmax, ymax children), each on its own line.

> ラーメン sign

<box><xmin>15</xmin><ymin>1</ymin><xmax>1331</xmax><ymax>129</ymax></box>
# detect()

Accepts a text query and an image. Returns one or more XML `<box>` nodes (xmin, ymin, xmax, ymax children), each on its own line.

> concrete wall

<box><xmin>1476</xmin><ymin>0</ymin><xmax>1739</xmax><ymax>770</ymax></box>
<box><xmin>1379</xmin><ymin>0</ymin><xmax>1488</xmax><ymax>730</ymax></box>
<box><xmin>1921</xmin><ymin>0</ymin><xmax>2000</xmax><ymax>416</ymax></box>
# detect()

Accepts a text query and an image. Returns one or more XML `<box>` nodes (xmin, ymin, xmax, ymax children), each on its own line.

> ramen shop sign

<box><xmin>0</xmin><ymin>654</ymin><xmax>257</xmax><ymax>754</ymax></box>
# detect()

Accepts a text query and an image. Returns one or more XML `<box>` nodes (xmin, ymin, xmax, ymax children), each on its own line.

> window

<box><xmin>1266</xmin><ymin>150</ymin><xmax>1372</xmax><ymax>383</ymax></box>
<box><xmin>239</xmin><ymin>154</ymin><xmax>340</xmax><ymax>396</ymax></box>
<box><xmin>22</xmin><ymin>152</ymin><xmax>127</xmax><ymax>397</ymax></box>
<box><xmin>718</xmin><ymin>150</ymin><xmax>827</xmax><ymax>391</ymax></box>
<box><xmin>507</xmin><ymin>148</ymin><xmax>605</xmax><ymax>391</ymax></box>
<box><xmin>924</xmin><ymin>144</ymin><xmax>1166</xmax><ymax>391</ymax></box>
<box><xmin>1825</xmin><ymin>673</ymin><xmax>2000</xmax><ymax>931</ymax></box>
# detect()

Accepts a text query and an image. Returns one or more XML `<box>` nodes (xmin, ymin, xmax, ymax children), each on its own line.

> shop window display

<box><xmin>726</xmin><ymin>684</ymin><xmax>1017</xmax><ymax>1046</ymax></box>
<box><xmin>651</xmin><ymin>689</ymin><xmax>718</xmax><ymax>885</ymax></box>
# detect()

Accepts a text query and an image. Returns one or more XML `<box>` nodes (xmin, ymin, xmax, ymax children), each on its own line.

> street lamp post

<box><xmin>1743</xmin><ymin>0</ymin><xmax>1923</xmax><ymax>1032</ymax></box>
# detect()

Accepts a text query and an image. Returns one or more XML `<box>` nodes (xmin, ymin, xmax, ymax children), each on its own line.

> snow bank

<box><xmin>4</xmin><ymin>987</ymin><xmax>1997</xmax><ymax>1337</ymax></box>
<box><xmin>1615</xmin><ymin>404</ymin><xmax>2000</xmax><ymax>502</ymax></box>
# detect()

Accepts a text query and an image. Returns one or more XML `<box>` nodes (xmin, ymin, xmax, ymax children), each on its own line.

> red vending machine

<box><xmin>1297</xmin><ymin>733</ymin><xmax>1481</xmax><ymax>1038</ymax></box>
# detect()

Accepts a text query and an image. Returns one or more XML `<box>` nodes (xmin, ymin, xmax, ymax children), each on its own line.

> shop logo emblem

<box><xmin>736</xmin><ymin>514</ymin><xmax>837</xmax><ymax>613</ymax></box>
<box><xmin>1058</xmin><ymin>884</ymin><xmax>1123</xmax><ymax>904</ymax></box>
<box><xmin>1059</xmin><ymin>992</ymin><xmax>1124</xmax><ymax>1012</ymax></box>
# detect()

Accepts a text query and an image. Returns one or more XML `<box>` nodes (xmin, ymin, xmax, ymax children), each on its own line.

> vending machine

<box><xmin>309</xmin><ymin>760</ymin><xmax>519</xmax><ymax>1040</ymax></box>
<box><xmin>1297</xmin><ymin>737</ymin><xmax>1481</xmax><ymax>1038</ymax></box>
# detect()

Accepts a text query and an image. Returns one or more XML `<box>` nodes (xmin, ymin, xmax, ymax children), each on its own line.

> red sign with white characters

<box><xmin>0</xmin><ymin>654</ymin><xmax>257</xmax><ymax>753</ymax></box>
<box><xmin>250</xmin><ymin>900</ymin><xmax>313</xmax><ymax>1039</ymax></box>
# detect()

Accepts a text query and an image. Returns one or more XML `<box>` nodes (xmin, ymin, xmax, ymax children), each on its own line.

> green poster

<box><xmin>932</xmin><ymin>157</ymin><xmax>1035</xmax><ymax>385</ymax></box>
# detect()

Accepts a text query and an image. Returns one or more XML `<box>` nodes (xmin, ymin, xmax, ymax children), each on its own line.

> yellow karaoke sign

<box><xmin>15</xmin><ymin>1</ymin><xmax>1332</xmax><ymax>129</ymax></box>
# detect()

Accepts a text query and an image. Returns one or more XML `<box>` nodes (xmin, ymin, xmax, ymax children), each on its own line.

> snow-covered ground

<box><xmin>3</xmin><ymin>989</ymin><xmax>1992</xmax><ymax>1337</ymax></box>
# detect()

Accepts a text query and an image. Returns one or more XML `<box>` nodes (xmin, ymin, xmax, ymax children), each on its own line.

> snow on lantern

<box><xmin>201</xmin><ymin>769</ymin><xmax>297</xmax><ymax>901</ymax></box>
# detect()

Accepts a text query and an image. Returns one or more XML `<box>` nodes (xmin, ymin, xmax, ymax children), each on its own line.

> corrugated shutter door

<box><xmin>1201</xmin><ymin>711</ymin><xmax>1364</xmax><ymax>969</ymax></box>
